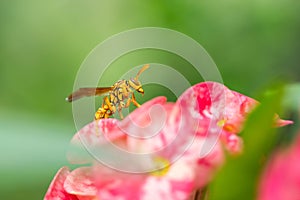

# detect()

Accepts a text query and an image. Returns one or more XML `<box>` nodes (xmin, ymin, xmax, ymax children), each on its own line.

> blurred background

<box><xmin>0</xmin><ymin>0</ymin><xmax>299</xmax><ymax>199</ymax></box>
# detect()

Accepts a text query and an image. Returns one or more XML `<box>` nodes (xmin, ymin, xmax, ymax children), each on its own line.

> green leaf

<box><xmin>209</xmin><ymin>87</ymin><xmax>284</xmax><ymax>200</ymax></box>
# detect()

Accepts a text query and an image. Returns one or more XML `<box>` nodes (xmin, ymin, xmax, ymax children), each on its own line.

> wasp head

<box><xmin>128</xmin><ymin>64</ymin><xmax>149</xmax><ymax>95</ymax></box>
<box><xmin>129</xmin><ymin>78</ymin><xmax>144</xmax><ymax>95</ymax></box>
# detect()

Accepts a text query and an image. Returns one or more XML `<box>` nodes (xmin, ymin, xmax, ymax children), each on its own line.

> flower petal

<box><xmin>93</xmin><ymin>164</ymin><xmax>145</xmax><ymax>199</ymax></box>
<box><xmin>258</xmin><ymin>134</ymin><xmax>300</xmax><ymax>200</ymax></box>
<box><xmin>64</xmin><ymin>167</ymin><xmax>98</xmax><ymax>197</ymax></box>
<box><xmin>122</xmin><ymin>96</ymin><xmax>167</xmax><ymax>125</ymax></box>
<box><xmin>220</xmin><ymin>131</ymin><xmax>244</xmax><ymax>155</ymax></box>
<box><xmin>44</xmin><ymin>167</ymin><xmax>78</xmax><ymax>200</ymax></box>
<box><xmin>177</xmin><ymin>82</ymin><xmax>228</xmax><ymax>120</ymax></box>
<box><xmin>177</xmin><ymin>82</ymin><xmax>292</xmax><ymax>134</ymax></box>
<box><xmin>177</xmin><ymin>82</ymin><xmax>256</xmax><ymax>133</ymax></box>
<box><xmin>274</xmin><ymin>114</ymin><xmax>294</xmax><ymax>127</ymax></box>
<box><xmin>185</xmin><ymin>138</ymin><xmax>225</xmax><ymax>188</ymax></box>
<box><xmin>119</xmin><ymin>96</ymin><xmax>168</xmax><ymax>136</ymax></box>
<box><xmin>67</xmin><ymin>118</ymin><xmax>126</xmax><ymax>164</ymax></box>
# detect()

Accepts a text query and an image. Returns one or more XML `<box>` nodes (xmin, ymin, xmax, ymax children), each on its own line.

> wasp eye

<box><xmin>130</xmin><ymin>78</ymin><xmax>138</xmax><ymax>85</ymax></box>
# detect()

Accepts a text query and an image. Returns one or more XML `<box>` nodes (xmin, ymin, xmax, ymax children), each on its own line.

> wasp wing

<box><xmin>66</xmin><ymin>87</ymin><xmax>113</xmax><ymax>102</ymax></box>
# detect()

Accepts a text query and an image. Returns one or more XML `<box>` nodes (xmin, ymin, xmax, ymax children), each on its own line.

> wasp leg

<box><xmin>95</xmin><ymin>99</ymin><xmax>106</xmax><ymax>119</ymax></box>
<box><xmin>104</xmin><ymin>111</ymin><xmax>112</xmax><ymax>118</ymax></box>
<box><xmin>95</xmin><ymin>107</ymin><xmax>106</xmax><ymax>120</ymax></box>
<box><xmin>117</xmin><ymin>103</ymin><xmax>124</xmax><ymax>119</ymax></box>
<box><xmin>125</xmin><ymin>98</ymin><xmax>131</xmax><ymax>108</ymax></box>
<box><xmin>118</xmin><ymin>109</ymin><xmax>124</xmax><ymax>119</ymax></box>
<box><xmin>131</xmin><ymin>93</ymin><xmax>140</xmax><ymax>107</ymax></box>
<box><xmin>95</xmin><ymin>97</ymin><xmax>115</xmax><ymax>120</ymax></box>
<box><xmin>103</xmin><ymin>96</ymin><xmax>113</xmax><ymax>111</ymax></box>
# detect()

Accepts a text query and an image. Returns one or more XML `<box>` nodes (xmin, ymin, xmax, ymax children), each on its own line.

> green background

<box><xmin>0</xmin><ymin>0</ymin><xmax>299</xmax><ymax>199</ymax></box>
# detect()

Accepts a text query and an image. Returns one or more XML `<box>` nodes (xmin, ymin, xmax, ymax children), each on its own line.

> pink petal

<box><xmin>67</xmin><ymin>97</ymin><xmax>168</xmax><ymax>165</ymax></box>
<box><xmin>124</xmin><ymin>102</ymin><xmax>200</xmax><ymax>171</ymax></box>
<box><xmin>125</xmin><ymin>103</ymin><xmax>177</xmax><ymax>152</ymax></box>
<box><xmin>119</xmin><ymin>96</ymin><xmax>168</xmax><ymax>136</ymax></box>
<box><xmin>97</xmin><ymin>160</ymin><xmax>196</xmax><ymax>200</ymax></box>
<box><xmin>119</xmin><ymin>96</ymin><xmax>197</xmax><ymax>162</ymax></box>
<box><xmin>121</xmin><ymin>96</ymin><xmax>167</xmax><ymax>125</ymax></box>
<box><xmin>44</xmin><ymin>167</ymin><xmax>78</xmax><ymax>200</ymax></box>
<box><xmin>142</xmin><ymin>177</ymin><xmax>194</xmax><ymax>200</ymax></box>
<box><xmin>220</xmin><ymin>131</ymin><xmax>244</xmax><ymax>155</ymax></box>
<box><xmin>274</xmin><ymin>114</ymin><xmax>294</xmax><ymax>127</ymax></box>
<box><xmin>258</xmin><ymin>134</ymin><xmax>300</xmax><ymax>200</ymax></box>
<box><xmin>177</xmin><ymin>82</ymin><xmax>242</xmax><ymax>134</ymax></box>
<box><xmin>177</xmin><ymin>82</ymin><xmax>229</xmax><ymax>119</ymax></box>
<box><xmin>71</xmin><ymin>118</ymin><xmax>125</xmax><ymax>146</ymax></box>
<box><xmin>230</xmin><ymin>90</ymin><xmax>258</xmax><ymax>114</ymax></box>
<box><xmin>148</xmin><ymin>168</ymin><xmax>195</xmax><ymax>199</ymax></box>
<box><xmin>93</xmin><ymin>165</ymin><xmax>145</xmax><ymax>199</ymax></box>
<box><xmin>64</xmin><ymin>167</ymin><xmax>98</xmax><ymax>197</ymax></box>
<box><xmin>195</xmin><ymin>141</ymin><xmax>225</xmax><ymax>188</ymax></box>
<box><xmin>67</xmin><ymin>118</ymin><xmax>126</xmax><ymax>164</ymax></box>
<box><xmin>175</xmin><ymin>136</ymin><xmax>225</xmax><ymax>188</ymax></box>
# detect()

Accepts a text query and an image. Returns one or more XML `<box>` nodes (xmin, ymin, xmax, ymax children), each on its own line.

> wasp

<box><xmin>66</xmin><ymin>64</ymin><xmax>149</xmax><ymax>120</ymax></box>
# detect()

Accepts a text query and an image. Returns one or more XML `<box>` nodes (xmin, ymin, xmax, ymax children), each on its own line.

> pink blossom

<box><xmin>258</xmin><ymin>133</ymin><xmax>300</xmax><ymax>200</ymax></box>
<box><xmin>64</xmin><ymin>96</ymin><xmax>222</xmax><ymax>199</ymax></box>
<box><xmin>45</xmin><ymin>82</ymin><xmax>292</xmax><ymax>200</ymax></box>
<box><xmin>177</xmin><ymin>82</ymin><xmax>292</xmax><ymax>154</ymax></box>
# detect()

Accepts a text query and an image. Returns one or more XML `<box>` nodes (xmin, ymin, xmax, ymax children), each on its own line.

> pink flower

<box><xmin>177</xmin><ymin>82</ymin><xmax>292</xmax><ymax>154</ymax></box>
<box><xmin>44</xmin><ymin>81</ymin><xmax>292</xmax><ymax>200</ymax></box>
<box><xmin>258</xmin><ymin>133</ymin><xmax>300</xmax><ymax>200</ymax></box>
<box><xmin>64</xmin><ymin>96</ymin><xmax>224</xmax><ymax>199</ymax></box>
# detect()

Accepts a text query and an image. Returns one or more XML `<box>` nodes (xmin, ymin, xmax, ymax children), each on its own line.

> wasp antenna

<box><xmin>135</xmin><ymin>64</ymin><xmax>149</xmax><ymax>80</ymax></box>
